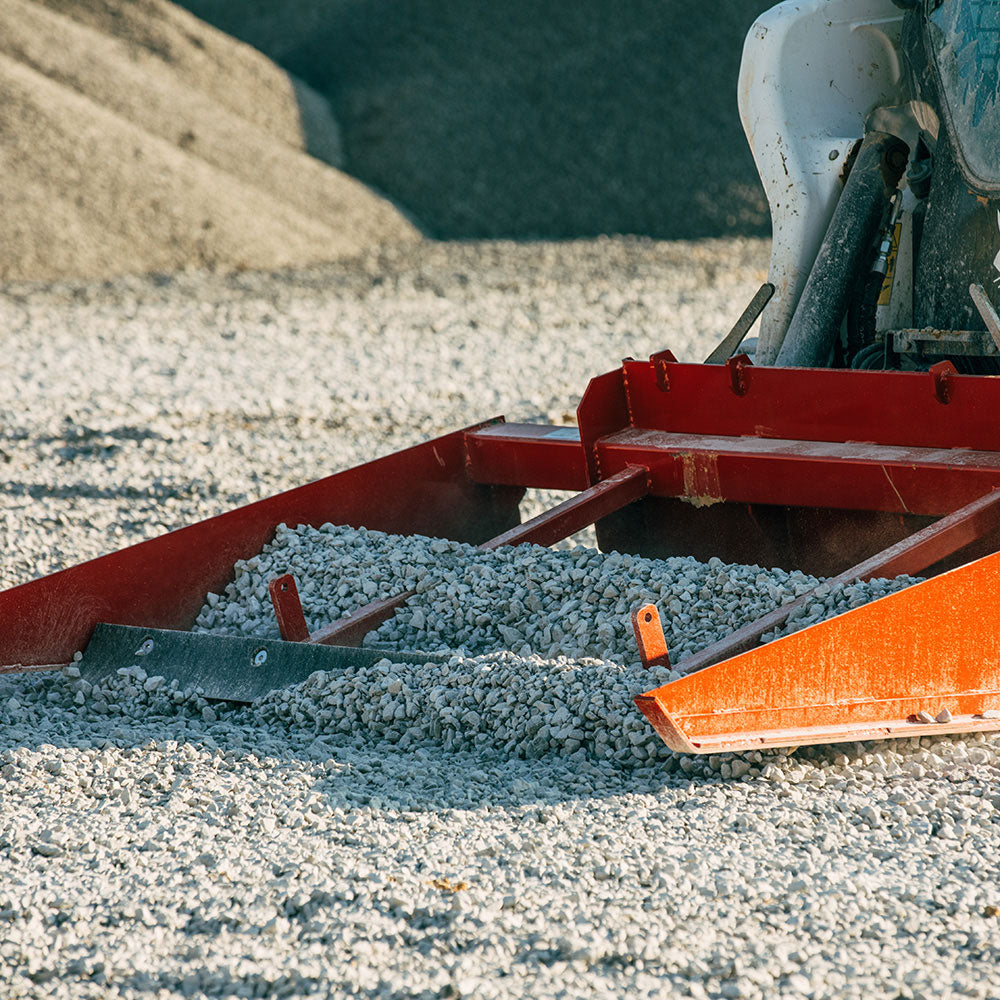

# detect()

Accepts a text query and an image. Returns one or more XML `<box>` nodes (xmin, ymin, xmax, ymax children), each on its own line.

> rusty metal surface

<box><xmin>636</xmin><ymin>547</ymin><xmax>1000</xmax><ymax>753</ymax></box>
<box><xmin>892</xmin><ymin>325</ymin><xmax>1000</xmax><ymax>357</ymax></box>
<box><xmin>0</xmin><ymin>662</ymin><xmax>65</xmax><ymax>675</ymax></box>
<box><xmin>725</xmin><ymin>354</ymin><xmax>752</xmax><ymax>396</ymax></box>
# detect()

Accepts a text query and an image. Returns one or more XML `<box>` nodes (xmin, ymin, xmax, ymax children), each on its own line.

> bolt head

<box><xmin>253</xmin><ymin>649</ymin><xmax>268</xmax><ymax>667</ymax></box>
<box><xmin>135</xmin><ymin>638</ymin><xmax>154</xmax><ymax>656</ymax></box>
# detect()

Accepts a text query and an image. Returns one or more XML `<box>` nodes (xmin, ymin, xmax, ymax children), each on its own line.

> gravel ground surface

<box><xmin>4</xmin><ymin>237</ymin><xmax>1000</xmax><ymax>1000</ymax></box>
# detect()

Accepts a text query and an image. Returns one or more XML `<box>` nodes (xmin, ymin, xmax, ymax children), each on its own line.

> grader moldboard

<box><xmin>7</xmin><ymin>0</ymin><xmax>1000</xmax><ymax>754</ymax></box>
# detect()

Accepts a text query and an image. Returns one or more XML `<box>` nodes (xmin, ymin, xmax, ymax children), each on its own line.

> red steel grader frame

<box><xmin>5</xmin><ymin>293</ymin><xmax>1000</xmax><ymax>755</ymax></box>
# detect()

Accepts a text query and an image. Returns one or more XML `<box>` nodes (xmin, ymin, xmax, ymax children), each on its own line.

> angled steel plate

<box><xmin>80</xmin><ymin>624</ymin><xmax>449</xmax><ymax>704</ymax></box>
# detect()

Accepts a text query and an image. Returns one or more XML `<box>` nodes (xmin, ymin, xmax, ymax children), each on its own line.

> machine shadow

<box><xmin>0</xmin><ymin>683</ymin><xmax>692</xmax><ymax>812</ymax></box>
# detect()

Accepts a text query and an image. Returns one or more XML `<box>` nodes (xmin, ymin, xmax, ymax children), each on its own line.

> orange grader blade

<box><xmin>635</xmin><ymin>549</ymin><xmax>1000</xmax><ymax>754</ymax></box>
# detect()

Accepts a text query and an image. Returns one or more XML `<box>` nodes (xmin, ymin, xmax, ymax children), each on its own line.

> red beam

<box><xmin>596</xmin><ymin>427</ymin><xmax>1000</xmax><ymax>515</ymax></box>
<box><xmin>480</xmin><ymin>465</ymin><xmax>648</xmax><ymax>549</ymax></box>
<box><xmin>309</xmin><ymin>594</ymin><xmax>411</xmax><ymax>647</ymax></box>
<box><xmin>464</xmin><ymin>423</ymin><xmax>589</xmax><ymax>490</ymax></box>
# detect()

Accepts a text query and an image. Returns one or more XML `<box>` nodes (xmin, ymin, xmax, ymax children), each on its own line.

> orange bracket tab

<box><xmin>631</xmin><ymin>603</ymin><xmax>671</xmax><ymax>669</ymax></box>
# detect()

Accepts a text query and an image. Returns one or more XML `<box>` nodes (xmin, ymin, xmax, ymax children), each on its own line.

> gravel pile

<box><xmin>1</xmin><ymin>0</ymin><xmax>415</xmax><ymax>281</ymax></box>
<box><xmin>185</xmin><ymin>521</ymin><xmax>916</xmax><ymax>766</ymax></box>
<box><xmin>5</xmin><ymin>239</ymin><xmax>1000</xmax><ymax>999</ymax></box>
<box><xmin>194</xmin><ymin>523</ymin><xmax>919</xmax><ymax>664</ymax></box>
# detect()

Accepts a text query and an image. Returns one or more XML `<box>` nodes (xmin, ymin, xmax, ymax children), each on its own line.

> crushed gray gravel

<box><xmin>193</xmin><ymin>522</ymin><xmax>920</xmax><ymax>665</ymax></box>
<box><xmin>4</xmin><ymin>238</ymin><xmax>1000</xmax><ymax>1000</ymax></box>
<box><xmin>189</xmin><ymin>522</ymin><xmax>919</xmax><ymax>768</ymax></box>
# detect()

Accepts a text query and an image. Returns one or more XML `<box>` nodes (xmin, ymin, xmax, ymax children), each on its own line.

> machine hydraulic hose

<box><xmin>775</xmin><ymin>130</ymin><xmax>910</xmax><ymax>368</ymax></box>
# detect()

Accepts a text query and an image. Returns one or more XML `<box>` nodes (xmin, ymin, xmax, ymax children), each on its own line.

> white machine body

<box><xmin>738</xmin><ymin>0</ymin><xmax>909</xmax><ymax>363</ymax></box>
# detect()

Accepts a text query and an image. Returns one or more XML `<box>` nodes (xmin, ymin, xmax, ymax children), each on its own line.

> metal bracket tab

<box><xmin>930</xmin><ymin>360</ymin><xmax>957</xmax><ymax>405</ymax></box>
<box><xmin>268</xmin><ymin>574</ymin><xmax>310</xmax><ymax>642</ymax></box>
<box><xmin>649</xmin><ymin>349</ymin><xmax>678</xmax><ymax>392</ymax></box>
<box><xmin>631</xmin><ymin>603</ymin><xmax>671</xmax><ymax>669</ymax></box>
<box><xmin>726</xmin><ymin>353</ymin><xmax>752</xmax><ymax>396</ymax></box>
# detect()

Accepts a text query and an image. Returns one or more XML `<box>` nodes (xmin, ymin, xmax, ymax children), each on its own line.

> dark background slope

<box><xmin>180</xmin><ymin>0</ymin><xmax>773</xmax><ymax>240</ymax></box>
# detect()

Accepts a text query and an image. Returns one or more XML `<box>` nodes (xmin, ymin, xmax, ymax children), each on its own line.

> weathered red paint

<box><xmin>0</xmin><ymin>423</ymin><xmax>522</xmax><ymax>668</ymax></box>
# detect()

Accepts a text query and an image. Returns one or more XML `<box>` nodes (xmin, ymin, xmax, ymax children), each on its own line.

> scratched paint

<box><xmin>679</xmin><ymin>452</ymin><xmax>724</xmax><ymax>507</ymax></box>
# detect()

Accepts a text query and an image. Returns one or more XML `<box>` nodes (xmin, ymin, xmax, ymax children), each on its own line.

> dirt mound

<box><xmin>0</xmin><ymin>0</ymin><xmax>418</xmax><ymax>281</ymax></box>
<box><xmin>181</xmin><ymin>0</ymin><xmax>773</xmax><ymax>241</ymax></box>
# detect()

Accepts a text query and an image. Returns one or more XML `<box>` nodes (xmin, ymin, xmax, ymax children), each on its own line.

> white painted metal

<box><xmin>738</xmin><ymin>0</ymin><xmax>907</xmax><ymax>364</ymax></box>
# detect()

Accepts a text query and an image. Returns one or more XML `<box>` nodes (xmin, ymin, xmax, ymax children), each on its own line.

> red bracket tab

<box><xmin>268</xmin><ymin>574</ymin><xmax>311</xmax><ymax>643</ymax></box>
<box><xmin>930</xmin><ymin>360</ymin><xmax>957</xmax><ymax>404</ymax></box>
<box><xmin>649</xmin><ymin>349</ymin><xmax>678</xmax><ymax>392</ymax></box>
<box><xmin>726</xmin><ymin>353</ymin><xmax>752</xmax><ymax>396</ymax></box>
<box><xmin>631</xmin><ymin>603</ymin><xmax>671</xmax><ymax>669</ymax></box>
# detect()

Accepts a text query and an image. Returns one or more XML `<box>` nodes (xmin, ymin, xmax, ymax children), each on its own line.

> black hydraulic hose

<box><xmin>775</xmin><ymin>130</ymin><xmax>909</xmax><ymax>368</ymax></box>
<box><xmin>846</xmin><ymin>270</ymin><xmax>886</xmax><ymax>363</ymax></box>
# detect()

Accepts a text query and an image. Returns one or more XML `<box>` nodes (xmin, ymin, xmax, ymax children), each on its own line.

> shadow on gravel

<box><xmin>0</xmin><ymin>686</ymin><xmax>689</xmax><ymax>811</ymax></box>
<box><xmin>0</xmin><ymin>480</ymin><xmax>216</xmax><ymax>502</ymax></box>
<box><xmin>33</xmin><ymin>424</ymin><xmax>171</xmax><ymax>448</ymax></box>
<box><xmin>179</xmin><ymin>0</ymin><xmax>773</xmax><ymax>241</ymax></box>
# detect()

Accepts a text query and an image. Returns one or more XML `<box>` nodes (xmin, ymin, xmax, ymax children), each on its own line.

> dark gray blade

<box><xmin>971</xmin><ymin>282</ymin><xmax>1000</xmax><ymax>352</ymax></box>
<box><xmin>704</xmin><ymin>282</ymin><xmax>774</xmax><ymax>364</ymax></box>
<box><xmin>79</xmin><ymin>623</ymin><xmax>449</xmax><ymax>704</ymax></box>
